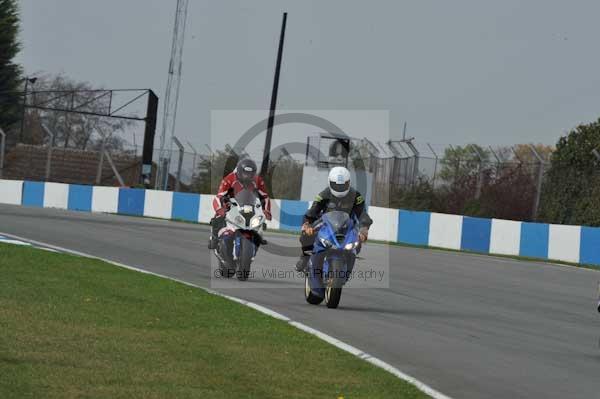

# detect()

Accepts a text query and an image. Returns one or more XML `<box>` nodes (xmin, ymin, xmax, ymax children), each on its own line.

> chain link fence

<box><xmin>0</xmin><ymin>119</ymin><xmax>206</xmax><ymax>191</ymax></box>
<box><xmin>0</xmin><ymin>120</ymin><xmax>562</xmax><ymax>223</ymax></box>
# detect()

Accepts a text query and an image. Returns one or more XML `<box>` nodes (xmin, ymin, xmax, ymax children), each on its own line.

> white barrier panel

<box><xmin>91</xmin><ymin>186</ymin><xmax>119</xmax><ymax>214</ymax></box>
<box><xmin>0</xmin><ymin>179</ymin><xmax>23</xmax><ymax>205</ymax></box>
<box><xmin>199</xmin><ymin>194</ymin><xmax>215</xmax><ymax>223</ymax></box>
<box><xmin>268</xmin><ymin>199</ymin><xmax>282</xmax><ymax>230</ymax></box>
<box><xmin>143</xmin><ymin>190</ymin><xmax>173</xmax><ymax>219</ymax></box>
<box><xmin>43</xmin><ymin>182</ymin><xmax>69</xmax><ymax>209</ymax></box>
<box><xmin>489</xmin><ymin>218</ymin><xmax>521</xmax><ymax>256</ymax></box>
<box><xmin>429</xmin><ymin>213</ymin><xmax>463</xmax><ymax>250</ymax></box>
<box><xmin>367</xmin><ymin>206</ymin><xmax>399</xmax><ymax>242</ymax></box>
<box><xmin>548</xmin><ymin>224</ymin><xmax>581</xmax><ymax>263</ymax></box>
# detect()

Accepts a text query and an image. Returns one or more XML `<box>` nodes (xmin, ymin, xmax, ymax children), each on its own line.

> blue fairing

<box><xmin>308</xmin><ymin>211</ymin><xmax>359</xmax><ymax>297</ymax></box>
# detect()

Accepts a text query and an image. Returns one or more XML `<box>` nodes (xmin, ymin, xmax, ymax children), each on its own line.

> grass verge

<box><xmin>0</xmin><ymin>243</ymin><xmax>430</xmax><ymax>399</ymax></box>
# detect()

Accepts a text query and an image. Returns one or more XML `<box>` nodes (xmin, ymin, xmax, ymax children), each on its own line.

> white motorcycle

<box><xmin>214</xmin><ymin>189</ymin><xmax>266</xmax><ymax>281</ymax></box>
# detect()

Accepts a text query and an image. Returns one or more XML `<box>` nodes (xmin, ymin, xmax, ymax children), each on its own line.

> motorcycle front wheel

<box><xmin>236</xmin><ymin>236</ymin><xmax>255</xmax><ymax>281</ymax></box>
<box><xmin>324</xmin><ymin>258</ymin><xmax>344</xmax><ymax>308</ymax></box>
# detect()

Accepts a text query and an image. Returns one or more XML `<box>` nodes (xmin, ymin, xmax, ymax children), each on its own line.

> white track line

<box><xmin>0</xmin><ymin>231</ymin><xmax>452</xmax><ymax>399</ymax></box>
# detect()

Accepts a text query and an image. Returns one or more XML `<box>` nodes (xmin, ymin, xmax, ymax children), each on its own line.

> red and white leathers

<box><xmin>212</xmin><ymin>171</ymin><xmax>272</xmax><ymax>220</ymax></box>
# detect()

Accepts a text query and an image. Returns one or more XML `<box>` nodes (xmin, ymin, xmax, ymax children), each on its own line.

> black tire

<box><xmin>217</xmin><ymin>240</ymin><xmax>235</xmax><ymax>278</ymax></box>
<box><xmin>305</xmin><ymin>273</ymin><xmax>324</xmax><ymax>305</ymax></box>
<box><xmin>325</xmin><ymin>258</ymin><xmax>344</xmax><ymax>308</ymax></box>
<box><xmin>236</xmin><ymin>236</ymin><xmax>255</xmax><ymax>281</ymax></box>
<box><xmin>219</xmin><ymin>263</ymin><xmax>235</xmax><ymax>278</ymax></box>
<box><xmin>325</xmin><ymin>286</ymin><xmax>342</xmax><ymax>308</ymax></box>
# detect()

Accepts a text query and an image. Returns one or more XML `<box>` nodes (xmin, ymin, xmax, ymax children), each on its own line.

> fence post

<box><xmin>187</xmin><ymin>141</ymin><xmax>197</xmax><ymax>179</ymax></box>
<box><xmin>96</xmin><ymin>134</ymin><xmax>107</xmax><ymax>184</ymax></box>
<box><xmin>40</xmin><ymin>124</ymin><xmax>55</xmax><ymax>181</ymax></box>
<box><xmin>471</xmin><ymin>146</ymin><xmax>485</xmax><ymax>200</ymax></box>
<box><xmin>405</xmin><ymin>140</ymin><xmax>420</xmax><ymax>185</ymax></box>
<box><xmin>104</xmin><ymin>150</ymin><xmax>125</xmax><ymax>187</ymax></box>
<box><xmin>173</xmin><ymin>136</ymin><xmax>184</xmax><ymax>192</ymax></box>
<box><xmin>488</xmin><ymin>146</ymin><xmax>502</xmax><ymax>178</ymax></box>
<box><xmin>529</xmin><ymin>144</ymin><xmax>546</xmax><ymax>220</ymax></box>
<box><xmin>427</xmin><ymin>143</ymin><xmax>438</xmax><ymax>187</ymax></box>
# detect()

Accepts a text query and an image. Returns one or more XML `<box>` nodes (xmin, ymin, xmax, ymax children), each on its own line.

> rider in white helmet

<box><xmin>295</xmin><ymin>166</ymin><xmax>372</xmax><ymax>273</ymax></box>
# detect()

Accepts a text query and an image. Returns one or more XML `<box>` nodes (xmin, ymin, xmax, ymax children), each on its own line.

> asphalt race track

<box><xmin>2</xmin><ymin>204</ymin><xmax>600</xmax><ymax>399</ymax></box>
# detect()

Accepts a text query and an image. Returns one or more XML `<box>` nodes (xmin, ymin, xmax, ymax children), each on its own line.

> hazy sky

<box><xmin>16</xmin><ymin>0</ymin><xmax>600</xmax><ymax>157</ymax></box>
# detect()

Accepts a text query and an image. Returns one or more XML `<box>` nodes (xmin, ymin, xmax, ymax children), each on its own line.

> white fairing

<box><xmin>224</xmin><ymin>195</ymin><xmax>266</xmax><ymax>238</ymax></box>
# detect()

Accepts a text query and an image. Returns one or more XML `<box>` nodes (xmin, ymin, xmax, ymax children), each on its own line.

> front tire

<box><xmin>236</xmin><ymin>236</ymin><xmax>255</xmax><ymax>281</ymax></box>
<box><xmin>305</xmin><ymin>273</ymin><xmax>324</xmax><ymax>305</ymax></box>
<box><xmin>325</xmin><ymin>285</ymin><xmax>342</xmax><ymax>308</ymax></box>
<box><xmin>325</xmin><ymin>258</ymin><xmax>344</xmax><ymax>308</ymax></box>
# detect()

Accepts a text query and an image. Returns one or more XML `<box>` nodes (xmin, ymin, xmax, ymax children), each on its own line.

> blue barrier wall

<box><xmin>279</xmin><ymin>200</ymin><xmax>309</xmax><ymax>231</ymax></box>
<box><xmin>171</xmin><ymin>192</ymin><xmax>200</xmax><ymax>222</ymax></box>
<box><xmin>68</xmin><ymin>185</ymin><xmax>93</xmax><ymax>212</ymax></box>
<box><xmin>22</xmin><ymin>181</ymin><xmax>45</xmax><ymax>207</ymax></box>
<box><xmin>398</xmin><ymin>210</ymin><xmax>430</xmax><ymax>246</ymax></box>
<box><xmin>117</xmin><ymin>188</ymin><xmax>145</xmax><ymax>216</ymax></box>
<box><xmin>580</xmin><ymin>227</ymin><xmax>600</xmax><ymax>265</ymax></box>
<box><xmin>3</xmin><ymin>179</ymin><xmax>600</xmax><ymax>267</ymax></box>
<box><xmin>519</xmin><ymin>222</ymin><xmax>549</xmax><ymax>258</ymax></box>
<box><xmin>461</xmin><ymin>217</ymin><xmax>492</xmax><ymax>253</ymax></box>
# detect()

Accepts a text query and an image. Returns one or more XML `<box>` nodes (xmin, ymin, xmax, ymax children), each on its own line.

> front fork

<box><xmin>308</xmin><ymin>250</ymin><xmax>355</xmax><ymax>294</ymax></box>
<box><xmin>233</xmin><ymin>230</ymin><xmax>259</xmax><ymax>260</ymax></box>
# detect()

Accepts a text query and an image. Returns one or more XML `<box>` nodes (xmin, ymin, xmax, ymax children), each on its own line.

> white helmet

<box><xmin>328</xmin><ymin>166</ymin><xmax>351</xmax><ymax>198</ymax></box>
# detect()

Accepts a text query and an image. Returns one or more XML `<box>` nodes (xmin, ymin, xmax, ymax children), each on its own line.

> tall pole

<box><xmin>172</xmin><ymin>136</ymin><xmax>184</xmax><ymax>192</ymax></box>
<box><xmin>528</xmin><ymin>144</ymin><xmax>545</xmax><ymax>220</ymax></box>
<box><xmin>260</xmin><ymin>12</ymin><xmax>287</xmax><ymax>177</ymax></box>
<box><xmin>19</xmin><ymin>79</ymin><xmax>29</xmax><ymax>143</ymax></box>
<box><xmin>157</xmin><ymin>0</ymin><xmax>189</xmax><ymax>190</ymax></box>
<box><xmin>142</xmin><ymin>90</ymin><xmax>158</xmax><ymax>186</ymax></box>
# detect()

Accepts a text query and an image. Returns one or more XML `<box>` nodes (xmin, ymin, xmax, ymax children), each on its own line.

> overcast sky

<box><xmin>16</xmin><ymin>0</ymin><xmax>600</xmax><ymax>157</ymax></box>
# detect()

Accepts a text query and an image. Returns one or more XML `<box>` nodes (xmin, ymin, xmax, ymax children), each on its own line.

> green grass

<box><xmin>0</xmin><ymin>243</ymin><xmax>429</xmax><ymax>399</ymax></box>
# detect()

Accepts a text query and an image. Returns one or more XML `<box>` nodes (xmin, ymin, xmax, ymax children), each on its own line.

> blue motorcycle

<box><xmin>304</xmin><ymin>211</ymin><xmax>360</xmax><ymax>308</ymax></box>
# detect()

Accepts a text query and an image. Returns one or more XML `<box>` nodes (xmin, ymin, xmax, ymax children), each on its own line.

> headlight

<box><xmin>234</xmin><ymin>215</ymin><xmax>245</xmax><ymax>226</ymax></box>
<box><xmin>344</xmin><ymin>242</ymin><xmax>359</xmax><ymax>250</ymax></box>
<box><xmin>319</xmin><ymin>237</ymin><xmax>333</xmax><ymax>247</ymax></box>
<box><xmin>250</xmin><ymin>215</ymin><xmax>263</xmax><ymax>229</ymax></box>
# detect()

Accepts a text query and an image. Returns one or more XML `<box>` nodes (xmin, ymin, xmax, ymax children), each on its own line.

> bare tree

<box><xmin>23</xmin><ymin>73</ymin><xmax>133</xmax><ymax>150</ymax></box>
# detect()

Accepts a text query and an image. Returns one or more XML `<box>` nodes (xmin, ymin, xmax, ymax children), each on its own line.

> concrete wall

<box><xmin>1</xmin><ymin>178</ymin><xmax>599</xmax><ymax>266</ymax></box>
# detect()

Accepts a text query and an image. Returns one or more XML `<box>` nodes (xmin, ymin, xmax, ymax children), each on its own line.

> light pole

<box><xmin>19</xmin><ymin>77</ymin><xmax>38</xmax><ymax>143</ymax></box>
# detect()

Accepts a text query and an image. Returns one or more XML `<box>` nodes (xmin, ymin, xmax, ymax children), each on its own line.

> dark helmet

<box><xmin>235</xmin><ymin>158</ymin><xmax>257</xmax><ymax>185</ymax></box>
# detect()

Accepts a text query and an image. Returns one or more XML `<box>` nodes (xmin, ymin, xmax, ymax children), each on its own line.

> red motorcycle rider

<box><xmin>208</xmin><ymin>158</ymin><xmax>272</xmax><ymax>249</ymax></box>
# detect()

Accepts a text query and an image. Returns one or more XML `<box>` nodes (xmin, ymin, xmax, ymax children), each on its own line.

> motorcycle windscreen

<box><xmin>322</xmin><ymin>211</ymin><xmax>351</xmax><ymax>234</ymax></box>
<box><xmin>234</xmin><ymin>189</ymin><xmax>259</xmax><ymax>214</ymax></box>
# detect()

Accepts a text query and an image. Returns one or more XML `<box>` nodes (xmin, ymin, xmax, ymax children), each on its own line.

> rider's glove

<box><xmin>216</xmin><ymin>207</ymin><xmax>227</xmax><ymax>218</ymax></box>
<box><xmin>359</xmin><ymin>227</ymin><xmax>369</xmax><ymax>243</ymax></box>
<box><xmin>264</xmin><ymin>210</ymin><xmax>272</xmax><ymax>221</ymax></box>
<box><xmin>302</xmin><ymin>222</ymin><xmax>315</xmax><ymax>236</ymax></box>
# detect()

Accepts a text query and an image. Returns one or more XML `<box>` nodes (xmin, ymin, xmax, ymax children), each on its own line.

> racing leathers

<box><xmin>208</xmin><ymin>172</ymin><xmax>271</xmax><ymax>249</ymax></box>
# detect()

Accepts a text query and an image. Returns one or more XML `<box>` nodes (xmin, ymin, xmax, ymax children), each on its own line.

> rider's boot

<box><xmin>208</xmin><ymin>218</ymin><xmax>221</xmax><ymax>249</ymax></box>
<box><xmin>208</xmin><ymin>234</ymin><xmax>218</xmax><ymax>250</ymax></box>
<box><xmin>295</xmin><ymin>254</ymin><xmax>310</xmax><ymax>273</ymax></box>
